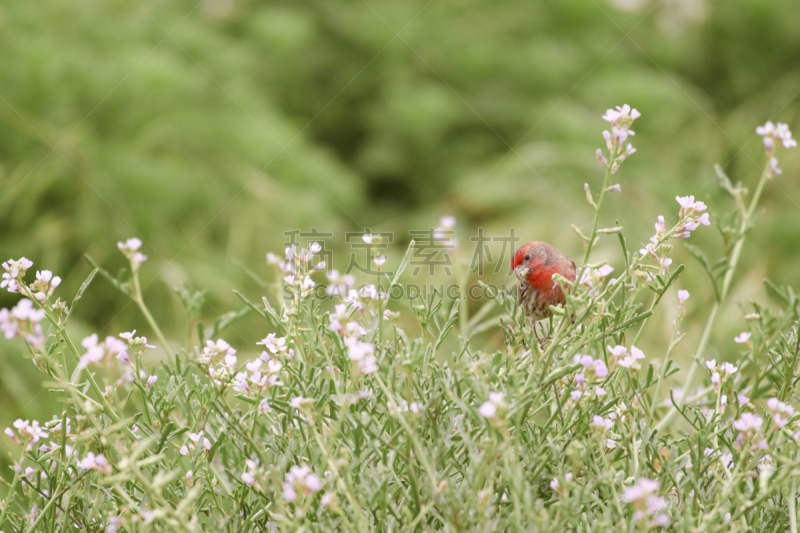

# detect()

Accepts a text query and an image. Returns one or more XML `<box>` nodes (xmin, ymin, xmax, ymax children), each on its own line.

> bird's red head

<box><xmin>511</xmin><ymin>241</ymin><xmax>544</xmax><ymax>272</ymax></box>
<box><xmin>511</xmin><ymin>241</ymin><xmax>574</xmax><ymax>292</ymax></box>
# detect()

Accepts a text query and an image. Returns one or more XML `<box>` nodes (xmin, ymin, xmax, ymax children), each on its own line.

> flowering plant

<box><xmin>0</xmin><ymin>108</ymin><xmax>797</xmax><ymax>532</ymax></box>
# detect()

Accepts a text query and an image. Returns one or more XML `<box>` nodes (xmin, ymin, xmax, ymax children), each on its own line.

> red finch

<box><xmin>511</xmin><ymin>241</ymin><xmax>577</xmax><ymax>336</ymax></box>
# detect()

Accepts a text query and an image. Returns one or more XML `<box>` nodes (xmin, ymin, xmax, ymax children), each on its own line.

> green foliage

<box><xmin>1</xmin><ymin>120</ymin><xmax>799</xmax><ymax>530</ymax></box>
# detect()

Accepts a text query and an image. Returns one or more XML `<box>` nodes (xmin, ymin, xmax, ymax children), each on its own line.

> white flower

<box><xmin>734</xmin><ymin>332</ymin><xmax>751</xmax><ymax>344</ymax></box>
<box><xmin>290</xmin><ymin>396</ymin><xmax>312</xmax><ymax>409</ymax></box>
<box><xmin>258</xmin><ymin>334</ymin><xmax>287</xmax><ymax>354</ymax></box>
<box><xmin>677</xmin><ymin>290</ymin><xmax>690</xmax><ymax>301</ymax></box>
<box><xmin>439</xmin><ymin>216</ymin><xmax>456</xmax><ymax>229</ymax></box>
<box><xmin>117</xmin><ymin>238</ymin><xmax>147</xmax><ymax>267</ymax></box>
<box><xmin>344</xmin><ymin>336</ymin><xmax>374</xmax><ymax>363</ymax></box>
<box><xmin>478</xmin><ymin>402</ymin><xmax>497</xmax><ymax>418</ymax></box>
<box><xmin>373</xmin><ymin>256</ymin><xmax>386</xmax><ymax>267</ymax></box>
<box><xmin>362</xmin><ymin>234</ymin><xmax>374</xmax><ymax>244</ymax></box>
<box><xmin>602</xmin><ymin>104</ymin><xmax>640</xmax><ymax>127</ymax></box>
<box><xmin>479</xmin><ymin>392</ymin><xmax>506</xmax><ymax>418</ymax></box>
<box><xmin>756</xmin><ymin>121</ymin><xmax>797</xmax><ymax>150</ymax></box>
<box><xmin>358</xmin><ymin>355</ymin><xmax>378</xmax><ymax>374</ymax></box>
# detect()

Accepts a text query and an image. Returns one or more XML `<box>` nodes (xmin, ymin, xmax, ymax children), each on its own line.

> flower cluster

<box><xmin>674</xmin><ymin>196</ymin><xmax>710</xmax><ymax>238</ymax></box>
<box><xmin>591</xmin><ymin>415</ymin><xmax>614</xmax><ymax>437</ymax></box>
<box><xmin>117</xmin><ymin>238</ymin><xmax>147</xmax><ymax>268</ymax></box>
<box><xmin>208</xmin><ymin>352</ymin><xmax>237</xmax><ymax>388</ymax></box>
<box><xmin>756</xmin><ymin>121</ymin><xmax>796</xmax><ymax>155</ymax></box>
<box><xmin>5</xmin><ymin>419</ymin><xmax>48</xmax><ymax>449</ymax></box>
<box><xmin>621</xmin><ymin>478</ymin><xmax>670</xmax><ymax>527</ymax></box>
<box><xmin>328</xmin><ymin>303</ymin><xmax>363</xmax><ymax>336</ymax></box>
<box><xmin>233</xmin><ymin>358</ymin><xmax>284</xmax><ymax>397</ymax></box>
<box><xmin>119</xmin><ymin>330</ymin><xmax>155</xmax><ymax>359</ymax></box>
<box><xmin>257</xmin><ymin>333</ymin><xmax>293</xmax><ymax>360</ymax></box>
<box><xmin>78</xmin><ymin>452</ymin><xmax>112</xmax><ymax>475</ymax></box>
<box><xmin>1</xmin><ymin>257</ymin><xmax>34</xmax><ymax>293</ymax></box>
<box><xmin>278</xmin><ymin>244</ymin><xmax>325</xmax><ymax>299</ymax></box>
<box><xmin>341</xmin><ymin>284</ymin><xmax>384</xmax><ymax>313</ymax></box>
<box><xmin>0</xmin><ymin>298</ymin><xmax>46</xmax><ymax>349</ymax></box>
<box><xmin>198</xmin><ymin>338</ymin><xmax>236</xmax><ymax>365</ymax></box>
<box><xmin>766</xmin><ymin>397</ymin><xmax>794</xmax><ymax>428</ymax></box>
<box><xmin>640</xmin><ymin>197</ymin><xmax>709</xmax><ymax>268</ymax></box>
<box><xmin>345</xmin><ymin>335</ymin><xmax>378</xmax><ymax>375</ymax></box>
<box><xmin>242</xmin><ymin>459</ymin><xmax>262</xmax><ymax>489</ymax></box>
<box><xmin>29</xmin><ymin>270</ymin><xmax>62</xmax><ymax>301</ymax></box>
<box><xmin>607</xmin><ymin>345</ymin><xmax>646</xmax><ymax>370</ymax></box>
<box><xmin>732</xmin><ymin>413</ymin><xmax>766</xmax><ymax>450</ymax></box>
<box><xmin>283</xmin><ymin>465</ymin><xmax>322</xmax><ymax>502</ymax></box>
<box><xmin>180</xmin><ymin>431</ymin><xmax>212</xmax><ymax>456</ymax></box>
<box><xmin>78</xmin><ymin>333</ymin><xmax>129</xmax><ymax>370</ymax></box>
<box><xmin>598</xmin><ymin>104</ymin><xmax>640</xmax><ymax>172</ymax></box>
<box><xmin>704</xmin><ymin>359</ymin><xmax>737</xmax><ymax>394</ymax></box>
<box><xmin>568</xmin><ymin>355</ymin><xmax>609</xmax><ymax>400</ymax></box>
<box><xmin>579</xmin><ymin>265</ymin><xmax>614</xmax><ymax>290</ymax></box>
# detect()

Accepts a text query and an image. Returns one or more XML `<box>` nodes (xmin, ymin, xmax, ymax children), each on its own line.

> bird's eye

<box><xmin>524</xmin><ymin>254</ymin><xmax>530</xmax><ymax>261</ymax></box>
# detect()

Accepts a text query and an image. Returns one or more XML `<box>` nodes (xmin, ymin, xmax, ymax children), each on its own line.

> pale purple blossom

<box><xmin>756</xmin><ymin>121</ymin><xmax>797</xmax><ymax>151</ymax></box>
<box><xmin>283</xmin><ymin>465</ymin><xmax>322</xmax><ymax>502</ymax></box>
<box><xmin>592</xmin><ymin>416</ymin><xmax>613</xmax><ymax>430</ymax></box>
<box><xmin>734</xmin><ymin>332</ymin><xmax>751</xmax><ymax>344</ymax></box>
<box><xmin>766</xmin><ymin>397</ymin><xmax>794</xmax><ymax>428</ymax></box>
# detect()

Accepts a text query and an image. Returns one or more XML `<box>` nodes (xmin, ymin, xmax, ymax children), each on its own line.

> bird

<box><xmin>510</xmin><ymin>241</ymin><xmax>577</xmax><ymax>340</ymax></box>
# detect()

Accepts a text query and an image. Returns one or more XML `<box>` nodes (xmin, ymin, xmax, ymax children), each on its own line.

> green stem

<box><xmin>791</xmin><ymin>475</ymin><xmax>798</xmax><ymax>533</ymax></box>
<box><xmin>657</xmin><ymin>156</ymin><xmax>771</xmax><ymax>431</ymax></box>
<box><xmin>648</xmin><ymin>323</ymin><xmax>680</xmax><ymax>421</ymax></box>
<box><xmin>132</xmin><ymin>268</ymin><xmax>172</xmax><ymax>363</ymax></box>
<box><xmin>577</xmin><ymin>161</ymin><xmax>613</xmax><ymax>283</ymax></box>
<box><xmin>0</xmin><ymin>450</ymin><xmax>25</xmax><ymax>529</ymax></box>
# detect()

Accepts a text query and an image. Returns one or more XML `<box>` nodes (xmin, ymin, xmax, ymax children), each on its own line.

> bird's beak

<box><xmin>514</xmin><ymin>265</ymin><xmax>529</xmax><ymax>280</ymax></box>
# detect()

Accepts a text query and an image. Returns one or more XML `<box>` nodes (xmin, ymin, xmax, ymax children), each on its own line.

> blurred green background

<box><xmin>1</xmin><ymin>0</ymin><xmax>800</xmax><ymax>451</ymax></box>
